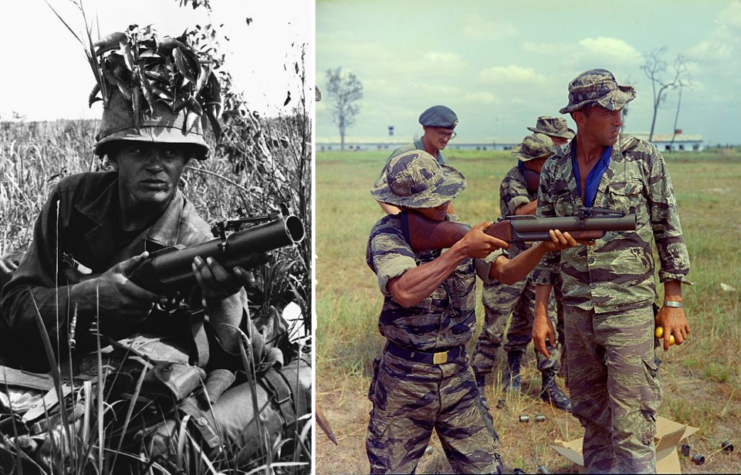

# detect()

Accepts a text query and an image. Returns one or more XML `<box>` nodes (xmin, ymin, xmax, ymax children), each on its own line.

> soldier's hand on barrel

<box><xmin>459</xmin><ymin>222</ymin><xmax>510</xmax><ymax>258</ymax></box>
<box><xmin>192</xmin><ymin>255</ymin><xmax>245</xmax><ymax>301</ymax></box>
<box><xmin>76</xmin><ymin>252</ymin><xmax>164</xmax><ymax>321</ymax></box>
<box><xmin>540</xmin><ymin>230</ymin><xmax>591</xmax><ymax>251</ymax></box>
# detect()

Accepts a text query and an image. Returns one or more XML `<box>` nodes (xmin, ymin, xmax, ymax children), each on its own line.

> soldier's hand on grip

<box><xmin>459</xmin><ymin>222</ymin><xmax>510</xmax><ymax>259</ymax></box>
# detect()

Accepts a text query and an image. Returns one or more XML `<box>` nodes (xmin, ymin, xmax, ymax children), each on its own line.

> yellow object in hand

<box><xmin>655</xmin><ymin>326</ymin><xmax>675</xmax><ymax>345</ymax></box>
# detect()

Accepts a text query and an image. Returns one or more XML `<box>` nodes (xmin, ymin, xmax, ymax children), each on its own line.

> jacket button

<box><xmin>588</xmin><ymin>257</ymin><xmax>595</xmax><ymax>265</ymax></box>
<box><xmin>196</xmin><ymin>417</ymin><xmax>208</xmax><ymax>427</ymax></box>
<box><xmin>590</xmin><ymin>283</ymin><xmax>597</xmax><ymax>289</ymax></box>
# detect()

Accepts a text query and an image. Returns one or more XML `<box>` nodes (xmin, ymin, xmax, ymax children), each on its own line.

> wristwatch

<box><xmin>664</xmin><ymin>300</ymin><xmax>683</xmax><ymax>308</ymax></box>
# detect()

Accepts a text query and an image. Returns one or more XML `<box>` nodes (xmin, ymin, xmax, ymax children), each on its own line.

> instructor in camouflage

<box><xmin>532</xmin><ymin>69</ymin><xmax>691</xmax><ymax>474</ymax></box>
<box><xmin>366</xmin><ymin>150</ymin><xmax>580</xmax><ymax>474</ymax></box>
<box><xmin>471</xmin><ymin>132</ymin><xmax>571</xmax><ymax>412</ymax></box>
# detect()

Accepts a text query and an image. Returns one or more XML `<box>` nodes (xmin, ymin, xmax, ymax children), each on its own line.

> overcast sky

<box><xmin>1</xmin><ymin>0</ymin><xmax>313</xmax><ymax>122</ymax></box>
<box><xmin>317</xmin><ymin>0</ymin><xmax>741</xmax><ymax>146</ymax></box>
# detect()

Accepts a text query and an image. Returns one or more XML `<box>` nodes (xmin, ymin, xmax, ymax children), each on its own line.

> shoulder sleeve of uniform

<box><xmin>366</xmin><ymin>216</ymin><xmax>416</xmax><ymax>296</ymax></box>
<box><xmin>501</xmin><ymin>167</ymin><xmax>531</xmax><ymax>215</ymax></box>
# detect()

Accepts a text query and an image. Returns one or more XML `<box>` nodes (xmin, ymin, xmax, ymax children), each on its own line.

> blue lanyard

<box><xmin>572</xmin><ymin>145</ymin><xmax>612</xmax><ymax>207</ymax></box>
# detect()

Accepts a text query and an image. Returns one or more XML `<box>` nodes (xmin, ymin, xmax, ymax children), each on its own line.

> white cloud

<box><xmin>577</xmin><ymin>37</ymin><xmax>644</xmax><ymax>66</ymax></box>
<box><xmin>460</xmin><ymin>91</ymin><xmax>500</xmax><ymax>105</ymax></box>
<box><xmin>479</xmin><ymin>65</ymin><xmax>548</xmax><ymax>85</ymax></box>
<box><xmin>422</xmin><ymin>52</ymin><xmax>462</xmax><ymax>63</ymax></box>
<box><xmin>522</xmin><ymin>37</ymin><xmax>643</xmax><ymax>70</ymax></box>
<box><xmin>460</xmin><ymin>15</ymin><xmax>518</xmax><ymax>40</ymax></box>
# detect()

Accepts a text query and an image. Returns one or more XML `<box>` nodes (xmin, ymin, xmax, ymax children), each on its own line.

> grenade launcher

<box><xmin>401</xmin><ymin>207</ymin><xmax>635</xmax><ymax>252</ymax></box>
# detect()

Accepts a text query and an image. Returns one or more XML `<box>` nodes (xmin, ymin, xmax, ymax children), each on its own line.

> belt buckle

<box><xmin>433</xmin><ymin>350</ymin><xmax>449</xmax><ymax>365</ymax></box>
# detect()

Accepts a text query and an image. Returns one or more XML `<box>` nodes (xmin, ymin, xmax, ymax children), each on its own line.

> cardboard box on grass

<box><xmin>551</xmin><ymin>416</ymin><xmax>699</xmax><ymax>473</ymax></box>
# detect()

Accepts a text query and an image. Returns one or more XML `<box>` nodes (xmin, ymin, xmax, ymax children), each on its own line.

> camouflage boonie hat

<box><xmin>511</xmin><ymin>133</ymin><xmax>556</xmax><ymax>162</ymax></box>
<box><xmin>527</xmin><ymin>116</ymin><xmax>575</xmax><ymax>139</ymax></box>
<box><xmin>94</xmin><ymin>89</ymin><xmax>210</xmax><ymax>159</ymax></box>
<box><xmin>371</xmin><ymin>150</ymin><xmax>466</xmax><ymax>208</ymax></box>
<box><xmin>560</xmin><ymin>69</ymin><xmax>636</xmax><ymax>114</ymax></box>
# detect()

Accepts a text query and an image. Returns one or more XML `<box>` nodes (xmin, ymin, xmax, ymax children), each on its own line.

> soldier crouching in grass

<box><xmin>365</xmin><ymin>150</ymin><xmax>584</xmax><ymax>474</ymax></box>
<box><xmin>532</xmin><ymin>69</ymin><xmax>691</xmax><ymax>474</ymax></box>
<box><xmin>0</xmin><ymin>27</ymin><xmax>309</xmax><ymax>473</ymax></box>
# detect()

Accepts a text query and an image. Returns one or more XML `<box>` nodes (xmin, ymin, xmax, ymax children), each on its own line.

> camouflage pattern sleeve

<box><xmin>474</xmin><ymin>249</ymin><xmax>507</xmax><ymax>284</ymax></box>
<box><xmin>533</xmin><ymin>157</ymin><xmax>561</xmax><ymax>286</ymax></box>
<box><xmin>366</xmin><ymin>215</ymin><xmax>417</xmax><ymax>296</ymax></box>
<box><xmin>644</xmin><ymin>143</ymin><xmax>692</xmax><ymax>283</ymax></box>
<box><xmin>500</xmin><ymin>166</ymin><xmax>532</xmax><ymax>217</ymax></box>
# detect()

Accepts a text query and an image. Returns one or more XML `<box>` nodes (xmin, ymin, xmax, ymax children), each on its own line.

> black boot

<box><xmin>503</xmin><ymin>351</ymin><xmax>522</xmax><ymax>393</ymax></box>
<box><xmin>540</xmin><ymin>369</ymin><xmax>572</xmax><ymax>412</ymax></box>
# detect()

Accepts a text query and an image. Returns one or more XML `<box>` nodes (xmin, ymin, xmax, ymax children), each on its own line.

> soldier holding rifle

<box><xmin>366</xmin><ymin>150</ymin><xmax>582</xmax><ymax>474</ymax></box>
<box><xmin>532</xmin><ymin>69</ymin><xmax>691</xmax><ymax>474</ymax></box>
<box><xmin>0</xmin><ymin>28</ymin><xmax>308</xmax><ymax>470</ymax></box>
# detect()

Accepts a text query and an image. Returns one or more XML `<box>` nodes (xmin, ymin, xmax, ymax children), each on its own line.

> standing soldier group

<box><xmin>367</xmin><ymin>68</ymin><xmax>690</xmax><ymax>474</ymax></box>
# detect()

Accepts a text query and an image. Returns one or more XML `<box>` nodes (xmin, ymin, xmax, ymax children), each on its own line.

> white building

<box><xmin>317</xmin><ymin>132</ymin><xmax>704</xmax><ymax>153</ymax></box>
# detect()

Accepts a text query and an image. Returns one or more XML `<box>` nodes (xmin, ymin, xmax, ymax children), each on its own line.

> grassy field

<box><xmin>315</xmin><ymin>147</ymin><xmax>741</xmax><ymax>474</ymax></box>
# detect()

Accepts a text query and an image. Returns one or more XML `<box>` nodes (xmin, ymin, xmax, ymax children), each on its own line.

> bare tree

<box><xmin>641</xmin><ymin>47</ymin><xmax>690</xmax><ymax>142</ymax></box>
<box><xmin>325</xmin><ymin>67</ymin><xmax>363</xmax><ymax>150</ymax></box>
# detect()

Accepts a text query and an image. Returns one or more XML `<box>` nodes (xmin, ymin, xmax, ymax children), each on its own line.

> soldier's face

<box><xmin>523</xmin><ymin>157</ymin><xmax>547</xmax><ymax>174</ymax></box>
<box><xmin>111</xmin><ymin>142</ymin><xmax>190</xmax><ymax>210</ymax></box>
<box><xmin>423</xmin><ymin>126</ymin><xmax>454</xmax><ymax>150</ymax></box>
<box><xmin>549</xmin><ymin>136</ymin><xmax>569</xmax><ymax>146</ymax></box>
<box><xmin>577</xmin><ymin>106</ymin><xmax>623</xmax><ymax>146</ymax></box>
<box><xmin>416</xmin><ymin>202</ymin><xmax>449</xmax><ymax>221</ymax></box>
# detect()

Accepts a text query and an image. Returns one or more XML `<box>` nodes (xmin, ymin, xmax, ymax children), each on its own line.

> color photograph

<box><xmin>316</xmin><ymin>1</ymin><xmax>741</xmax><ymax>473</ymax></box>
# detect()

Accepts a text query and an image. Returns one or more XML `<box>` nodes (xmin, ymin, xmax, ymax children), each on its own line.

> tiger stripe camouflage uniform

<box><xmin>366</xmin><ymin>214</ymin><xmax>503</xmax><ymax>474</ymax></box>
<box><xmin>535</xmin><ymin>133</ymin><xmax>691</xmax><ymax>473</ymax></box>
<box><xmin>471</xmin><ymin>166</ymin><xmax>561</xmax><ymax>376</ymax></box>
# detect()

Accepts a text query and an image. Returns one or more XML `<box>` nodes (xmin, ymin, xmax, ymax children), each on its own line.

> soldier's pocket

<box><xmin>640</xmin><ymin>356</ymin><xmax>662</xmax><ymax>410</ymax></box>
<box><xmin>607</xmin><ymin>179</ymin><xmax>644</xmax><ymax>216</ymax></box>
<box><xmin>367</xmin><ymin>409</ymin><xmax>390</xmax><ymax>440</ymax></box>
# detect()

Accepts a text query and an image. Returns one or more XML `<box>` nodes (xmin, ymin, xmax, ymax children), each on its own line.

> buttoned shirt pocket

<box><xmin>607</xmin><ymin>179</ymin><xmax>645</xmax><ymax>216</ymax></box>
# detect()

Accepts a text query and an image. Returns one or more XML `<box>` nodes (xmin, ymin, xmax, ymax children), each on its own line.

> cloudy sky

<box><xmin>1</xmin><ymin>0</ymin><xmax>313</xmax><ymax>121</ymax></box>
<box><xmin>316</xmin><ymin>0</ymin><xmax>741</xmax><ymax>146</ymax></box>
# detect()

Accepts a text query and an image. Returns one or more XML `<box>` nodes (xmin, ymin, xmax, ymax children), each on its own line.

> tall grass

<box><xmin>315</xmin><ymin>147</ymin><xmax>741</xmax><ymax>474</ymax></box>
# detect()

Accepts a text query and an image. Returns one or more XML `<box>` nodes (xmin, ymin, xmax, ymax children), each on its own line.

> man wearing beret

<box><xmin>377</xmin><ymin>105</ymin><xmax>458</xmax><ymax>215</ymax></box>
<box><xmin>532</xmin><ymin>69</ymin><xmax>691</xmax><ymax>474</ymax></box>
<box><xmin>472</xmin><ymin>133</ymin><xmax>572</xmax><ymax>413</ymax></box>
<box><xmin>366</xmin><ymin>150</ymin><xmax>581</xmax><ymax>473</ymax></box>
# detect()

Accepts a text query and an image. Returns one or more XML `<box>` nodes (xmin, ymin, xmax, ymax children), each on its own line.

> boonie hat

<box><xmin>419</xmin><ymin>105</ymin><xmax>458</xmax><ymax>129</ymax></box>
<box><xmin>527</xmin><ymin>116</ymin><xmax>575</xmax><ymax>140</ymax></box>
<box><xmin>511</xmin><ymin>133</ymin><xmax>556</xmax><ymax>162</ymax></box>
<box><xmin>560</xmin><ymin>69</ymin><xmax>635</xmax><ymax>114</ymax></box>
<box><xmin>371</xmin><ymin>150</ymin><xmax>466</xmax><ymax>208</ymax></box>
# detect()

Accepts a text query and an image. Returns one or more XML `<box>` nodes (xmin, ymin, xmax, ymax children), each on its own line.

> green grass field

<box><xmin>315</xmin><ymin>147</ymin><xmax>741</xmax><ymax>474</ymax></box>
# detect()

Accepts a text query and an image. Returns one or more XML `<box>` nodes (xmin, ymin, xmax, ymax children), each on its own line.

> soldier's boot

<box><xmin>540</xmin><ymin>369</ymin><xmax>572</xmax><ymax>412</ymax></box>
<box><xmin>474</xmin><ymin>368</ymin><xmax>490</xmax><ymax>410</ymax></box>
<box><xmin>503</xmin><ymin>351</ymin><xmax>522</xmax><ymax>393</ymax></box>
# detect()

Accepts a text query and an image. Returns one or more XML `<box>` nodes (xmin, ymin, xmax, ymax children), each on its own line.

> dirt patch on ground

<box><xmin>316</xmin><ymin>357</ymin><xmax>741</xmax><ymax>474</ymax></box>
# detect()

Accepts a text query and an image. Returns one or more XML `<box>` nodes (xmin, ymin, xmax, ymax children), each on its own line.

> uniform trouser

<box><xmin>366</xmin><ymin>350</ymin><xmax>500</xmax><ymax>474</ymax></box>
<box><xmin>565</xmin><ymin>305</ymin><xmax>662</xmax><ymax>474</ymax></box>
<box><xmin>472</xmin><ymin>275</ymin><xmax>562</xmax><ymax>376</ymax></box>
